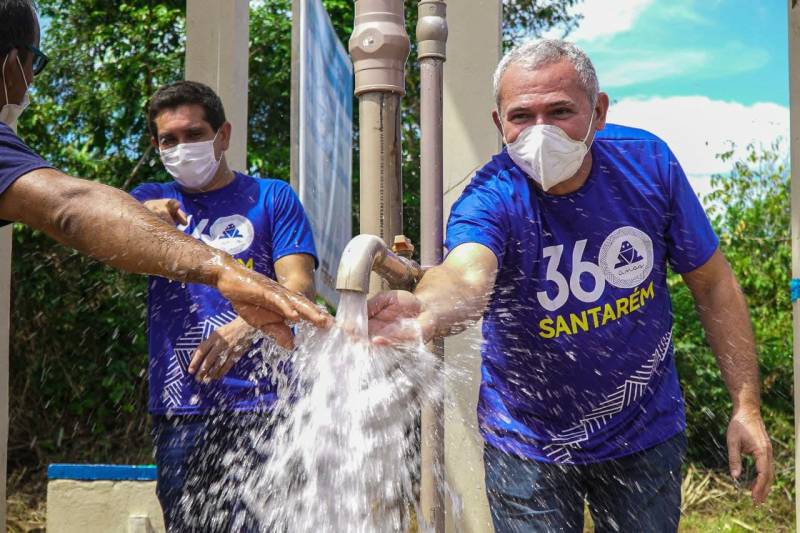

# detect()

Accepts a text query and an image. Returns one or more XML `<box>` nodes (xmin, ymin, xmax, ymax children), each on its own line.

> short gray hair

<box><xmin>493</xmin><ymin>39</ymin><xmax>599</xmax><ymax>108</ymax></box>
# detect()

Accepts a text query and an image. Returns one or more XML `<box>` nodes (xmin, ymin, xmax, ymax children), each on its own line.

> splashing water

<box><xmin>221</xmin><ymin>291</ymin><xmax>445</xmax><ymax>532</ymax></box>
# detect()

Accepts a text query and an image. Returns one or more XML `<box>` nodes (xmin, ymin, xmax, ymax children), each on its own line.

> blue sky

<box><xmin>547</xmin><ymin>0</ymin><xmax>790</xmax><ymax>197</ymax></box>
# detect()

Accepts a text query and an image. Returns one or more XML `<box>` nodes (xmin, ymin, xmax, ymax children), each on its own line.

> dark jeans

<box><xmin>484</xmin><ymin>433</ymin><xmax>686</xmax><ymax>533</ymax></box>
<box><xmin>151</xmin><ymin>413</ymin><xmax>271</xmax><ymax>533</ymax></box>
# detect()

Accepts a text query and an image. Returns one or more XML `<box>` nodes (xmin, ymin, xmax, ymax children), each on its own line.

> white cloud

<box><xmin>591</xmin><ymin>42</ymin><xmax>768</xmax><ymax>89</ymax></box>
<box><xmin>561</xmin><ymin>1</ymin><xmax>768</xmax><ymax>90</ymax></box>
<box><xmin>600</xmin><ymin>50</ymin><xmax>709</xmax><ymax>88</ymax></box>
<box><xmin>566</xmin><ymin>0</ymin><xmax>655</xmax><ymax>42</ymax></box>
<box><xmin>607</xmin><ymin>96</ymin><xmax>788</xmax><ymax>196</ymax></box>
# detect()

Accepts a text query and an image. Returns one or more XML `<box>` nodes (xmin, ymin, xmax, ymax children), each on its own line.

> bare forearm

<box><xmin>275</xmin><ymin>254</ymin><xmax>316</xmax><ymax>301</ymax></box>
<box><xmin>415</xmin><ymin>262</ymin><xmax>493</xmax><ymax>338</ymax></box>
<box><xmin>279</xmin><ymin>271</ymin><xmax>314</xmax><ymax>301</ymax></box>
<box><xmin>694</xmin><ymin>276</ymin><xmax>760</xmax><ymax>412</ymax></box>
<box><xmin>1</xmin><ymin>170</ymin><xmax>231</xmax><ymax>285</ymax></box>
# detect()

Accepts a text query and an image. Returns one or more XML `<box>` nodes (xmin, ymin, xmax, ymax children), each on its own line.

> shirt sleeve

<box><xmin>129</xmin><ymin>183</ymin><xmax>166</xmax><ymax>203</ymax></box>
<box><xmin>664</xmin><ymin>150</ymin><xmax>719</xmax><ymax>273</ymax></box>
<box><xmin>444</xmin><ymin>169</ymin><xmax>511</xmax><ymax>268</ymax></box>
<box><xmin>0</xmin><ymin>123</ymin><xmax>53</xmax><ymax>196</ymax></box>
<box><xmin>270</xmin><ymin>182</ymin><xmax>318</xmax><ymax>267</ymax></box>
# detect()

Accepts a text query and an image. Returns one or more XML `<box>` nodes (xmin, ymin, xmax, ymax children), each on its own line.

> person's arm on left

<box><xmin>682</xmin><ymin>248</ymin><xmax>774</xmax><ymax>504</ymax></box>
<box><xmin>0</xmin><ymin>169</ymin><xmax>331</xmax><ymax>337</ymax></box>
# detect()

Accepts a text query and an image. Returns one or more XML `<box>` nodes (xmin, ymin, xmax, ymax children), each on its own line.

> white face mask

<box><xmin>0</xmin><ymin>55</ymin><xmax>30</xmax><ymax>133</ymax></box>
<box><xmin>505</xmin><ymin>113</ymin><xmax>595</xmax><ymax>192</ymax></box>
<box><xmin>159</xmin><ymin>131</ymin><xmax>223</xmax><ymax>191</ymax></box>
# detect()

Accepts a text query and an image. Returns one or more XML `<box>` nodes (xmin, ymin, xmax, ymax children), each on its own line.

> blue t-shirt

<box><xmin>445</xmin><ymin>124</ymin><xmax>718</xmax><ymax>464</ymax></box>
<box><xmin>0</xmin><ymin>122</ymin><xmax>53</xmax><ymax>197</ymax></box>
<box><xmin>131</xmin><ymin>173</ymin><xmax>317</xmax><ymax>415</ymax></box>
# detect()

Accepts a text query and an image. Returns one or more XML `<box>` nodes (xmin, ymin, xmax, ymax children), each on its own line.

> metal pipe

<box><xmin>358</xmin><ymin>94</ymin><xmax>404</xmax><ymax>243</ymax></box>
<box><xmin>350</xmin><ymin>0</ymin><xmax>410</xmax><ymax>295</ymax></box>
<box><xmin>417</xmin><ymin>2</ymin><xmax>447</xmax><ymax>531</ymax></box>
<box><xmin>418</xmin><ymin>0</ymin><xmax>447</xmax><ymax>277</ymax></box>
<box><xmin>335</xmin><ymin>234</ymin><xmax>423</xmax><ymax>294</ymax></box>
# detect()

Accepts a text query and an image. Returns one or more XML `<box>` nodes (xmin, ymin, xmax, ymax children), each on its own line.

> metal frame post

<box><xmin>0</xmin><ymin>221</ymin><xmax>9</xmax><ymax>531</ymax></box>
<box><xmin>441</xmin><ymin>1</ymin><xmax>502</xmax><ymax>530</ymax></box>
<box><xmin>186</xmin><ymin>0</ymin><xmax>250</xmax><ymax>171</ymax></box>
<box><xmin>787</xmin><ymin>0</ymin><xmax>800</xmax><ymax>525</ymax></box>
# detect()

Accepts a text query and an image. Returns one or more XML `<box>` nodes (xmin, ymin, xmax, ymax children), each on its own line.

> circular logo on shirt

<box><xmin>202</xmin><ymin>215</ymin><xmax>255</xmax><ymax>255</ymax></box>
<box><xmin>598</xmin><ymin>226</ymin><xmax>653</xmax><ymax>288</ymax></box>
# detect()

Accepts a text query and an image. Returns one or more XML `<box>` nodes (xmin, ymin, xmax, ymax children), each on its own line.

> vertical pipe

<box><xmin>349</xmin><ymin>0</ymin><xmax>410</xmax><ymax>296</ymax></box>
<box><xmin>787</xmin><ymin>0</ymin><xmax>800</xmax><ymax>525</ymax></box>
<box><xmin>417</xmin><ymin>1</ymin><xmax>447</xmax><ymax>531</ymax></box>
<box><xmin>358</xmin><ymin>93</ymin><xmax>404</xmax><ymax>248</ymax></box>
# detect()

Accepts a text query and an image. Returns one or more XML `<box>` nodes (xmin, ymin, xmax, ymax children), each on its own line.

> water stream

<box><xmin>228</xmin><ymin>291</ymin><xmax>446</xmax><ymax>532</ymax></box>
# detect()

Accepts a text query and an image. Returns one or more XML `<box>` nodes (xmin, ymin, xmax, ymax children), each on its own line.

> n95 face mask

<box><xmin>160</xmin><ymin>132</ymin><xmax>223</xmax><ymax>190</ymax></box>
<box><xmin>506</xmin><ymin>115</ymin><xmax>595</xmax><ymax>192</ymax></box>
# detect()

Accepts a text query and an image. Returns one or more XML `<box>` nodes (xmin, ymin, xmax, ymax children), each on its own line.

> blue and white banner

<box><xmin>295</xmin><ymin>0</ymin><xmax>353</xmax><ymax>307</ymax></box>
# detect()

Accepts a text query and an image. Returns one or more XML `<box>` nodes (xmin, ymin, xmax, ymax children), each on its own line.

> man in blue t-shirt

<box><xmin>130</xmin><ymin>81</ymin><xmax>318</xmax><ymax>531</ymax></box>
<box><xmin>368</xmin><ymin>39</ymin><xmax>773</xmax><ymax>532</ymax></box>
<box><xmin>0</xmin><ymin>1</ymin><xmax>328</xmax><ymax>341</ymax></box>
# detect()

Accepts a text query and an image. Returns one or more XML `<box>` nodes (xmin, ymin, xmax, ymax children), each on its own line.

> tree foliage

<box><xmin>672</xmin><ymin>143</ymin><xmax>792</xmax><ymax>484</ymax></box>
<box><xmin>10</xmin><ymin>0</ymin><xmax>583</xmax><ymax>484</ymax></box>
<box><xmin>11</xmin><ymin>0</ymin><xmax>187</xmax><ymax>474</ymax></box>
<box><xmin>503</xmin><ymin>0</ymin><xmax>582</xmax><ymax>48</ymax></box>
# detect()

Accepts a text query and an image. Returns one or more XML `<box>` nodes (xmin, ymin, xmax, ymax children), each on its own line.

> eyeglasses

<box><xmin>20</xmin><ymin>44</ymin><xmax>48</xmax><ymax>76</ymax></box>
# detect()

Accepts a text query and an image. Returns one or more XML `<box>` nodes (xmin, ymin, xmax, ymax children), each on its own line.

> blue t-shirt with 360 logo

<box><xmin>445</xmin><ymin>123</ymin><xmax>718</xmax><ymax>464</ymax></box>
<box><xmin>131</xmin><ymin>173</ymin><xmax>317</xmax><ymax>416</ymax></box>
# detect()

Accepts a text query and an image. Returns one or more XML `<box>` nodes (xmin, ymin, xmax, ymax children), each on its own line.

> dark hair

<box><xmin>147</xmin><ymin>80</ymin><xmax>227</xmax><ymax>139</ymax></box>
<box><xmin>0</xmin><ymin>0</ymin><xmax>37</xmax><ymax>58</ymax></box>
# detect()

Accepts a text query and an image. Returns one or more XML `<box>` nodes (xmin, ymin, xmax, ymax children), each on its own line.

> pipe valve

<box><xmin>349</xmin><ymin>0</ymin><xmax>411</xmax><ymax>96</ymax></box>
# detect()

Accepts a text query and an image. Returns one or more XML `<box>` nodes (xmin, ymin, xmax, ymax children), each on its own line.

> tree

<box><xmin>10</xmin><ymin>0</ymin><xmax>187</xmax><ymax>476</ymax></box>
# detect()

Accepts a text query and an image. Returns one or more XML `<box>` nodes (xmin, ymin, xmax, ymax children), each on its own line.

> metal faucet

<box><xmin>335</xmin><ymin>234</ymin><xmax>423</xmax><ymax>294</ymax></box>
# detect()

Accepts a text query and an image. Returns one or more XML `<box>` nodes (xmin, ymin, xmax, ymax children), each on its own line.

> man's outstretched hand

<box><xmin>367</xmin><ymin>290</ymin><xmax>435</xmax><ymax>345</ymax></box>
<box><xmin>727</xmin><ymin>409</ymin><xmax>774</xmax><ymax>505</ymax></box>
<box><xmin>216</xmin><ymin>260</ymin><xmax>332</xmax><ymax>346</ymax></box>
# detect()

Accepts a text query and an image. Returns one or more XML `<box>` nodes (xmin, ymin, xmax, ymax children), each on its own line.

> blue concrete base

<box><xmin>48</xmin><ymin>464</ymin><xmax>158</xmax><ymax>481</ymax></box>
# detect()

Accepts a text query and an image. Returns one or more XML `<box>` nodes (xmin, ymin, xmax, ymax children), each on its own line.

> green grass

<box><xmin>679</xmin><ymin>489</ymin><xmax>795</xmax><ymax>533</ymax></box>
<box><xmin>577</xmin><ymin>463</ymin><xmax>795</xmax><ymax>533</ymax></box>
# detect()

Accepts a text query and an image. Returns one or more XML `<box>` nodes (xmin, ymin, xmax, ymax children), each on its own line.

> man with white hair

<box><xmin>367</xmin><ymin>39</ymin><xmax>773</xmax><ymax>531</ymax></box>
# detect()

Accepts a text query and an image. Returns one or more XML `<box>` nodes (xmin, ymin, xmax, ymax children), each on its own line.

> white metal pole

<box><xmin>787</xmin><ymin>0</ymin><xmax>800</xmax><ymax>527</ymax></box>
<box><xmin>0</xmin><ymin>225</ymin><xmax>10</xmax><ymax>530</ymax></box>
<box><xmin>185</xmin><ymin>0</ymin><xmax>250</xmax><ymax>171</ymax></box>
<box><xmin>442</xmin><ymin>1</ymin><xmax>501</xmax><ymax>531</ymax></box>
<box><xmin>290</xmin><ymin>0</ymin><xmax>302</xmax><ymax>193</ymax></box>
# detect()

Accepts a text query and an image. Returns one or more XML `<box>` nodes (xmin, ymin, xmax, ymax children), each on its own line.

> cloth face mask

<box><xmin>0</xmin><ymin>55</ymin><xmax>30</xmax><ymax>132</ymax></box>
<box><xmin>506</xmin><ymin>114</ymin><xmax>595</xmax><ymax>192</ymax></box>
<box><xmin>160</xmin><ymin>131</ymin><xmax>222</xmax><ymax>190</ymax></box>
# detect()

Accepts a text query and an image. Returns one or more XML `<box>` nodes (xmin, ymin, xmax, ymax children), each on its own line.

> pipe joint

<box><xmin>349</xmin><ymin>0</ymin><xmax>411</xmax><ymax>96</ymax></box>
<box><xmin>416</xmin><ymin>0</ymin><xmax>447</xmax><ymax>60</ymax></box>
